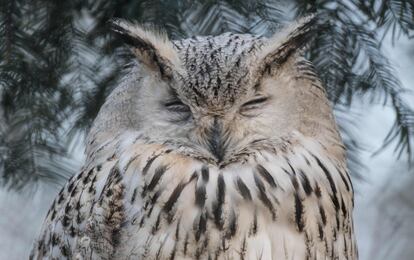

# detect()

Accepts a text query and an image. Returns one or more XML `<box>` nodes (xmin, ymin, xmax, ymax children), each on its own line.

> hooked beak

<box><xmin>206</xmin><ymin>116</ymin><xmax>226</xmax><ymax>163</ymax></box>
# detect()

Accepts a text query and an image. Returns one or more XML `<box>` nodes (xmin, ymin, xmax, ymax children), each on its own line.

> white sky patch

<box><xmin>353</xmin><ymin>34</ymin><xmax>414</xmax><ymax>260</ymax></box>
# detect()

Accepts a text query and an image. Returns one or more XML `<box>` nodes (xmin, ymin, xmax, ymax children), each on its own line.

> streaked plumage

<box><xmin>31</xmin><ymin>16</ymin><xmax>357</xmax><ymax>260</ymax></box>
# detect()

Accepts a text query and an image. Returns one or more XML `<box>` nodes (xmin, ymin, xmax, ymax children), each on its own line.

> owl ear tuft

<box><xmin>257</xmin><ymin>15</ymin><xmax>320</xmax><ymax>74</ymax></box>
<box><xmin>110</xmin><ymin>19</ymin><xmax>181</xmax><ymax>80</ymax></box>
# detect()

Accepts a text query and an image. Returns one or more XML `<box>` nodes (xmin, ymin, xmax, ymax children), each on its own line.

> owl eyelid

<box><xmin>241</xmin><ymin>96</ymin><xmax>269</xmax><ymax>108</ymax></box>
<box><xmin>165</xmin><ymin>100</ymin><xmax>184</xmax><ymax>107</ymax></box>
<box><xmin>164</xmin><ymin>100</ymin><xmax>190</xmax><ymax>113</ymax></box>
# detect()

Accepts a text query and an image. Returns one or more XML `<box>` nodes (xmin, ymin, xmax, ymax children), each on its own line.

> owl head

<box><xmin>88</xmin><ymin>16</ymin><xmax>344</xmax><ymax>166</ymax></box>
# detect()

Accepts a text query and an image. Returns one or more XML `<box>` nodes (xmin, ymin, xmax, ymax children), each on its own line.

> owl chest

<box><xmin>111</xmin><ymin>153</ymin><xmax>354</xmax><ymax>259</ymax></box>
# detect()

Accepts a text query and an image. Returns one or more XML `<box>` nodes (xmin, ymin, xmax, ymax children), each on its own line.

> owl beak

<box><xmin>206</xmin><ymin>116</ymin><xmax>226</xmax><ymax>163</ymax></box>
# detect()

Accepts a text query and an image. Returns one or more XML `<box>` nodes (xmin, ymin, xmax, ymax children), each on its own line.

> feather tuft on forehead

<box><xmin>110</xmin><ymin>19</ymin><xmax>183</xmax><ymax>79</ymax></box>
<box><xmin>255</xmin><ymin>15</ymin><xmax>319</xmax><ymax>75</ymax></box>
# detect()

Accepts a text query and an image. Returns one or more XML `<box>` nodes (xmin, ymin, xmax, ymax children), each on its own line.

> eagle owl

<box><xmin>31</xmin><ymin>16</ymin><xmax>357</xmax><ymax>260</ymax></box>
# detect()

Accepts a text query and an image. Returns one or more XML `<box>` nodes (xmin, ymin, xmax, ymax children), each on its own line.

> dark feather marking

<box><xmin>213</xmin><ymin>174</ymin><xmax>226</xmax><ymax>229</ymax></box>
<box><xmin>69</xmin><ymin>226</ymin><xmax>75</xmax><ymax>237</ymax></box>
<box><xmin>249</xmin><ymin>211</ymin><xmax>258</xmax><ymax>236</ymax></box>
<box><xmin>239</xmin><ymin>236</ymin><xmax>247</xmax><ymax>260</ymax></box>
<box><xmin>50</xmin><ymin>210</ymin><xmax>56</xmax><ymax>221</ymax></box>
<box><xmin>67</xmin><ymin>180</ymin><xmax>74</xmax><ymax>192</ymax></box>
<box><xmin>247</xmin><ymin>43</ymin><xmax>257</xmax><ymax>54</ymax></box>
<box><xmin>318</xmin><ymin>223</ymin><xmax>324</xmax><ymax>240</ymax></box>
<box><xmin>105</xmin><ymin>187</ymin><xmax>113</xmax><ymax>197</ymax></box>
<box><xmin>224</xmin><ymin>37</ymin><xmax>233</xmax><ymax>48</ymax></box>
<box><xmin>64</xmin><ymin>203</ymin><xmax>71</xmax><ymax>214</ymax></box>
<box><xmin>107</xmin><ymin>153</ymin><xmax>116</xmax><ymax>161</ymax></box>
<box><xmin>142</xmin><ymin>165</ymin><xmax>168</xmax><ymax>197</ymax></box>
<box><xmin>51</xmin><ymin>233</ymin><xmax>58</xmax><ymax>246</ymax></box>
<box><xmin>235</xmin><ymin>177</ymin><xmax>252</xmax><ymax>201</ymax></box>
<box><xmin>175</xmin><ymin>218</ymin><xmax>181</xmax><ymax>240</ymax></box>
<box><xmin>294</xmin><ymin>193</ymin><xmax>304</xmax><ymax>232</ymax></box>
<box><xmin>336</xmin><ymin>166</ymin><xmax>351</xmax><ymax>192</ymax></box>
<box><xmin>305</xmin><ymin>232</ymin><xmax>312</xmax><ymax>259</ymax></box>
<box><xmin>103</xmin><ymin>176</ymin><xmax>125</xmax><ymax>249</ymax></box>
<box><xmin>131</xmin><ymin>188</ymin><xmax>137</xmax><ymax>203</ymax></box>
<box><xmin>254</xmin><ymin>174</ymin><xmax>276</xmax><ymax>220</ymax></box>
<box><xmin>152</xmin><ymin>213</ymin><xmax>162</xmax><ymax>234</ymax></box>
<box><xmin>343</xmin><ymin>168</ymin><xmax>354</xmax><ymax>192</ymax></box>
<box><xmin>142</xmin><ymin>153</ymin><xmax>162</xmax><ymax>176</ymax></box>
<box><xmin>335</xmin><ymin>212</ymin><xmax>340</xmax><ymax>230</ymax></box>
<box><xmin>60</xmin><ymin>244</ymin><xmax>69</xmax><ymax>257</ymax></box>
<box><xmin>194</xmin><ymin>212</ymin><xmax>207</xmax><ymax>241</ymax></box>
<box><xmin>330</xmin><ymin>194</ymin><xmax>340</xmax><ymax>212</ymax></box>
<box><xmin>195</xmin><ymin>246</ymin><xmax>203</xmax><ymax>260</ymax></box>
<box><xmin>156</xmin><ymin>235</ymin><xmax>168</xmax><ymax>260</ymax></box>
<box><xmin>302</xmin><ymin>155</ymin><xmax>311</xmax><ymax>166</ymax></box>
<box><xmin>290</xmin><ymin>175</ymin><xmax>299</xmax><ymax>190</ymax></box>
<box><xmin>99</xmin><ymin>166</ymin><xmax>121</xmax><ymax>202</ymax></box>
<box><xmin>226</xmin><ymin>210</ymin><xmax>238</xmax><ymax>239</ymax></box>
<box><xmin>282</xmin><ymin>168</ymin><xmax>290</xmax><ymax>176</ymax></box>
<box><xmin>75</xmin><ymin>199</ymin><xmax>81</xmax><ymax>211</ymax></box>
<box><xmin>214</xmin><ymin>250</ymin><xmax>221</xmax><ymax>260</ymax></box>
<box><xmin>256</xmin><ymin>165</ymin><xmax>277</xmax><ymax>188</ymax></box>
<box><xmin>319</xmin><ymin>205</ymin><xmax>327</xmax><ymax>225</ymax></box>
<box><xmin>47</xmin><ymin>200</ymin><xmax>56</xmax><ymax>216</ymax></box>
<box><xmin>140</xmin><ymin>237</ymin><xmax>151</xmax><ymax>258</ymax></box>
<box><xmin>139</xmin><ymin>215</ymin><xmax>146</xmax><ymax>227</ymax></box>
<box><xmin>70</xmin><ymin>186</ymin><xmax>78</xmax><ymax>197</ymax></box>
<box><xmin>312</xmin><ymin>155</ymin><xmax>339</xmax><ymax>204</ymax></box>
<box><xmin>287</xmin><ymin>161</ymin><xmax>297</xmax><ymax>175</ymax></box>
<box><xmin>195</xmin><ymin>185</ymin><xmax>207</xmax><ymax>208</ymax></box>
<box><xmin>76</xmin><ymin>212</ymin><xmax>82</xmax><ymax>224</ymax></box>
<box><xmin>324</xmin><ymin>238</ymin><xmax>329</xmax><ymax>255</ymax></box>
<box><xmin>201</xmin><ymin>165</ymin><xmax>209</xmax><ymax>182</ymax></box>
<box><xmin>169</xmin><ymin>241</ymin><xmax>177</xmax><ymax>260</ymax></box>
<box><xmin>298</xmin><ymin>169</ymin><xmax>313</xmax><ymax>196</ymax></box>
<box><xmin>62</xmin><ymin>215</ymin><xmax>70</xmax><ymax>227</ymax></box>
<box><xmin>202</xmin><ymin>236</ymin><xmax>210</xmax><ymax>258</ymax></box>
<box><xmin>123</xmin><ymin>154</ymin><xmax>140</xmax><ymax>172</ymax></box>
<box><xmin>146</xmin><ymin>191</ymin><xmax>161</xmax><ymax>217</ymax></box>
<box><xmin>221</xmin><ymin>236</ymin><xmax>230</xmax><ymax>252</ymax></box>
<box><xmin>349</xmin><ymin>233</ymin><xmax>355</xmax><ymax>259</ymax></box>
<box><xmin>83</xmin><ymin>168</ymin><xmax>93</xmax><ymax>184</ymax></box>
<box><xmin>189</xmin><ymin>171</ymin><xmax>198</xmax><ymax>182</ymax></box>
<box><xmin>163</xmin><ymin>182</ymin><xmax>186</xmax><ymax>221</ymax></box>
<box><xmin>76</xmin><ymin>171</ymin><xmax>83</xmax><ymax>180</ymax></box>
<box><xmin>88</xmin><ymin>175</ymin><xmax>97</xmax><ymax>194</ymax></box>
<box><xmin>183</xmin><ymin>233</ymin><xmax>189</xmax><ymax>255</ymax></box>
<box><xmin>57</xmin><ymin>191</ymin><xmax>65</xmax><ymax>204</ymax></box>
<box><xmin>314</xmin><ymin>182</ymin><xmax>322</xmax><ymax>198</ymax></box>
<box><xmin>341</xmin><ymin>196</ymin><xmax>348</xmax><ymax>217</ymax></box>
<box><xmin>343</xmin><ymin>233</ymin><xmax>348</xmax><ymax>257</ymax></box>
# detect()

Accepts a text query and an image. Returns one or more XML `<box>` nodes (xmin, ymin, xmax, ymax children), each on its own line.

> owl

<box><xmin>31</xmin><ymin>16</ymin><xmax>357</xmax><ymax>260</ymax></box>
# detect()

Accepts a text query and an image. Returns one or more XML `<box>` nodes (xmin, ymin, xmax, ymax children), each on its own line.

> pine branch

<box><xmin>294</xmin><ymin>0</ymin><xmax>414</xmax><ymax>166</ymax></box>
